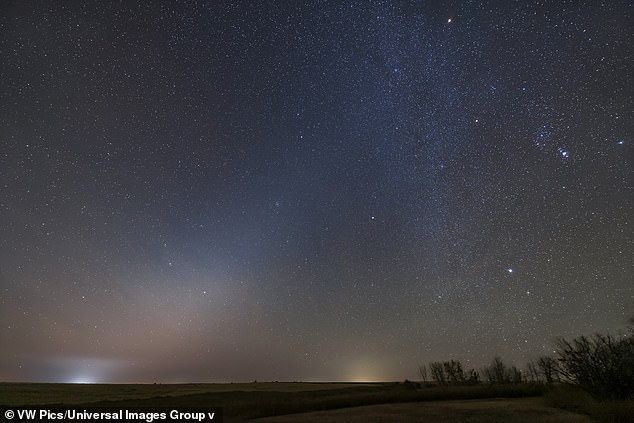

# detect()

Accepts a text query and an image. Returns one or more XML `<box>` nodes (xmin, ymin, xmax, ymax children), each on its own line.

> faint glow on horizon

<box><xmin>67</xmin><ymin>376</ymin><xmax>99</xmax><ymax>384</ymax></box>
<box><xmin>345</xmin><ymin>359</ymin><xmax>391</xmax><ymax>382</ymax></box>
<box><xmin>53</xmin><ymin>357</ymin><xmax>127</xmax><ymax>384</ymax></box>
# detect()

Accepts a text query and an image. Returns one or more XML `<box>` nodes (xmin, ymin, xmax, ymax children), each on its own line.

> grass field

<box><xmin>1</xmin><ymin>382</ymin><xmax>631</xmax><ymax>422</ymax></box>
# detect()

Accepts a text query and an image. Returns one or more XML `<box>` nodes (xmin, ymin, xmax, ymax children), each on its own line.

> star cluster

<box><xmin>1</xmin><ymin>1</ymin><xmax>632</xmax><ymax>382</ymax></box>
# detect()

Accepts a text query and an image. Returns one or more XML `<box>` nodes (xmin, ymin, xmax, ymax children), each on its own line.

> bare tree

<box><xmin>466</xmin><ymin>368</ymin><xmax>480</xmax><ymax>385</ymax></box>
<box><xmin>509</xmin><ymin>366</ymin><xmax>522</xmax><ymax>384</ymax></box>
<box><xmin>418</xmin><ymin>364</ymin><xmax>428</xmax><ymax>383</ymax></box>
<box><xmin>443</xmin><ymin>360</ymin><xmax>467</xmax><ymax>384</ymax></box>
<box><xmin>524</xmin><ymin>361</ymin><xmax>541</xmax><ymax>383</ymax></box>
<box><xmin>557</xmin><ymin>333</ymin><xmax>634</xmax><ymax>399</ymax></box>
<box><xmin>429</xmin><ymin>361</ymin><xmax>447</xmax><ymax>385</ymax></box>
<box><xmin>483</xmin><ymin>356</ymin><xmax>510</xmax><ymax>384</ymax></box>
<box><xmin>424</xmin><ymin>360</ymin><xmax>480</xmax><ymax>385</ymax></box>
<box><xmin>537</xmin><ymin>356</ymin><xmax>559</xmax><ymax>383</ymax></box>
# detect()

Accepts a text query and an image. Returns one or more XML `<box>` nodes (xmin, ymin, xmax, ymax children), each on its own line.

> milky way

<box><xmin>1</xmin><ymin>1</ymin><xmax>632</xmax><ymax>383</ymax></box>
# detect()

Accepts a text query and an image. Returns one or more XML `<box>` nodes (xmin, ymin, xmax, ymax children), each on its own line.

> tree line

<box><xmin>418</xmin><ymin>314</ymin><xmax>634</xmax><ymax>399</ymax></box>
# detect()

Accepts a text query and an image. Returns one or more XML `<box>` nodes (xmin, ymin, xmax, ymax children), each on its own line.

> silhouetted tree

<box><xmin>509</xmin><ymin>365</ymin><xmax>522</xmax><ymax>384</ymax></box>
<box><xmin>466</xmin><ymin>368</ymin><xmax>480</xmax><ymax>385</ymax></box>
<box><xmin>537</xmin><ymin>355</ymin><xmax>559</xmax><ymax>383</ymax></box>
<box><xmin>429</xmin><ymin>361</ymin><xmax>447</xmax><ymax>385</ymax></box>
<box><xmin>524</xmin><ymin>361</ymin><xmax>540</xmax><ymax>383</ymax></box>
<box><xmin>444</xmin><ymin>360</ymin><xmax>467</xmax><ymax>384</ymax></box>
<box><xmin>557</xmin><ymin>333</ymin><xmax>634</xmax><ymax>399</ymax></box>
<box><xmin>418</xmin><ymin>364</ymin><xmax>428</xmax><ymax>383</ymax></box>
<box><xmin>480</xmin><ymin>357</ymin><xmax>524</xmax><ymax>384</ymax></box>
<box><xmin>483</xmin><ymin>356</ymin><xmax>511</xmax><ymax>384</ymax></box>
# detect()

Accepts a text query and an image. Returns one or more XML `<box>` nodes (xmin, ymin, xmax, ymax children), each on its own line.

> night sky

<box><xmin>1</xmin><ymin>1</ymin><xmax>632</xmax><ymax>384</ymax></box>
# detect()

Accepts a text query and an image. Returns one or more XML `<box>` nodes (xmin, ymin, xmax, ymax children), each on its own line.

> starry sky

<box><xmin>1</xmin><ymin>0</ymin><xmax>632</xmax><ymax>383</ymax></box>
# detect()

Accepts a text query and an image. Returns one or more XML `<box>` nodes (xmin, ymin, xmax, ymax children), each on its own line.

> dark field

<box><xmin>1</xmin><ymin>382</ymin><xmax>631</xmax><ymax>422</ymax></box>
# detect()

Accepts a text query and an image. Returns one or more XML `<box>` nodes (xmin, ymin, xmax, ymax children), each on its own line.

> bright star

<box><xmin>507</xmin><ymin>268</ymin><xmax>513</xmax><ymax>274</ymax></box>
<box><xmin>557</xmin><ymin>147</ymin><xmax>569</xmax><ymax>158</ymax></box>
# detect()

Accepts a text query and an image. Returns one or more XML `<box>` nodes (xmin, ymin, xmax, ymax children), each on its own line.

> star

<box><xmin>1</xmin><ymin>0</ymin><xmax>629</xmax><ymax>385</ymax></box>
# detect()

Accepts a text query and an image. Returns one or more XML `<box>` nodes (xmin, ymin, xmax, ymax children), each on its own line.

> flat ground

<box><xmin>253</xmin><ymin>397</ymin><xmax>594</xmax><ymax>423</ymax></box>
<box><xmin>0</xmin><ymin>382</ymin><xmax>371</xmax><ymax>405</ymax></box>
<box><xmin>0</xmin><ymin>382</ymin><xmax>608</xmax><ymax>422</ymax></box>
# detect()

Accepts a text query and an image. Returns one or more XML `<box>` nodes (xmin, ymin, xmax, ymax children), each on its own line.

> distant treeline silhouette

<box><xmin>419</xmin><ymin>314</ymin><xmax>634</xmax><ymax>399</ymax></box>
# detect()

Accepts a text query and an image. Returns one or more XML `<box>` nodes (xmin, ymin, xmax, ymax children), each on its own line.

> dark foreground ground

<box><xmin>1</xmin><ymin>382</ymin><xmax>632</xmax><ymax>422</ymax></box>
